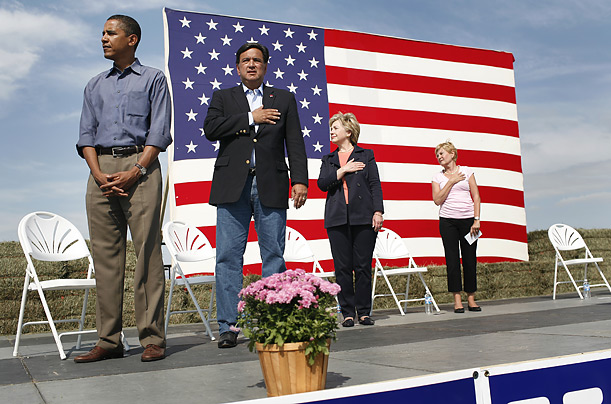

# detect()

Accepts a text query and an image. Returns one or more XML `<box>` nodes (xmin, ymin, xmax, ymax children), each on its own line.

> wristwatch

<box><xmin>474</xmin><ymin>216</ymin><xmax>480</xmax><ymax>220</ymax></box>
<box><xmin>134</xmin><ymin>163</ymin><xmax>147</xmax><ymax>176</ymax></box>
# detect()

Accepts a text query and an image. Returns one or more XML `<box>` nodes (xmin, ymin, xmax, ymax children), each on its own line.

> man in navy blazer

<box><xmin>204</xmin><ymin>43</ymin><xmax>308</xmax><ymax>348</ymax></box>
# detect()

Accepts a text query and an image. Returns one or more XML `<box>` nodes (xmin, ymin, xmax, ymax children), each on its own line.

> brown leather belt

<box><xmin>96</xmin><ymin>145</ymin><xmax>144</xmax><ymax>157</ymax></box>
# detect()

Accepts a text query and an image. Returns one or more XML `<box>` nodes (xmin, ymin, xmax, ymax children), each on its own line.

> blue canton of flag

<box><xmin>165</xmin><ymin>8</ymin><xmax>330</xmax><ymax>161</ymax></box>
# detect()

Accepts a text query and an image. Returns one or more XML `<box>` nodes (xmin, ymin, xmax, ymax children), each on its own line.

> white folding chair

<box><xmin>14</xmin><ymin>211</ymin><xmax>130</xmax><ymax>360</ymax></box>
<box><xmin>163</xmin><ymin>221</ymin><xmax>216</xmax><ymax>340</ymax></box>
<box><xmin>548</xmin><ymin>224</ymin><xmax>611</xmax><ymax>299</ymax></box>
<box><xmin>285</xmin><ymin>226</ymin><xmax>334</xmax><ymax>278</ymax></box>
<box><xmin>371</xmin><ymin>227</ymin><xmax>439</xmax><ymax>315</ymax></box>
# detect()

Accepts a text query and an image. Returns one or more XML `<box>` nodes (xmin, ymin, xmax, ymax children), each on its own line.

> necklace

<box><xmin>445</xmin><ymin>166</ymin><xmax>459</xmax><ymax>175</ymax></box>
<box><xmin>339</xmin><ymin>146</ymin><xmax>354</xmax><ymax>153</ymax></box>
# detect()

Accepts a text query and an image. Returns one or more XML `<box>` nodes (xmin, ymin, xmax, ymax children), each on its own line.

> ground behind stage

<box><xmin>2</xmin><ymin>292</ymin><xmax>611</xmax><ymax>403</ymax></box>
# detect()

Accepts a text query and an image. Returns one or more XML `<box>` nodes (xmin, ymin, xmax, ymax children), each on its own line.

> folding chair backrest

<box><xmin>163</xmin><ymin>221</ymin><xmax>215</xmax><ymax>277</ymax></box>
<box><xmin>18</xmin><ymin>211</ymin><xmax>91</xmax><ymax>263</ymax></box>
<box><xmin>374</xmin><ymin>227</ymin><xmax>411</xmax><ymax>260</ymax></box>
<box><xmin>548</xmin><ymin>224</ymin><xmax>587</xmax><ymax>252</ymax></box>
<box><xmin>284</xmin><ymin>226</ymin><xmax>316</xmax><ymax>262</ymax></box>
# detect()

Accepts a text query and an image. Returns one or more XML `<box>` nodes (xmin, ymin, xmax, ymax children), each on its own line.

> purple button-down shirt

<box><xmin>77</xmin><ymin>59</ymin><xmax>172</xmax><ymax>157</ymax></box>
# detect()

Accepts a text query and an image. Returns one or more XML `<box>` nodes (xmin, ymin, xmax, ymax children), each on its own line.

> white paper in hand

<box><xmin>464</xmin><ymin>230</ymin><xmax>482</xmax><ymax>245</ymax></box>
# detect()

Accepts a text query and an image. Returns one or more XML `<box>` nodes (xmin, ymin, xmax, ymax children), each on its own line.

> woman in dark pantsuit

<box><xmin>318</xmin><ymin>112</ymin><xmax>384</xmax><ymax>327</ymax></box>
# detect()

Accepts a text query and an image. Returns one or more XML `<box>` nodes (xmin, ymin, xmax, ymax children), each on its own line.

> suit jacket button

<box><xmin>246</xmin><ymin>159</ymin><xmax>250</xmax><ymax>164</ymax></box>
<box><xmin>253</xmin><ymin>138</ymin><xmax>257</xmax><ymax>142</ymax></box>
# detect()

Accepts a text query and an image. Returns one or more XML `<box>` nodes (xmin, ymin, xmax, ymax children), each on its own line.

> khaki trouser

<box><xmin>86</xmin><ymin>153</ymin><xmax>165</xmax><ymax>350</ymax></box>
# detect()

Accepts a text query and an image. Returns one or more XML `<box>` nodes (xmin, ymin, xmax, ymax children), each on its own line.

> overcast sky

<box><xmin>1</xmin><ymin>0</ymin><xmax>610</xmax><ymax>242</ymax></box>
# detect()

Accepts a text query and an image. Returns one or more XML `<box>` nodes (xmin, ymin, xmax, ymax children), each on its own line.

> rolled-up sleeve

<box><xmin>76</xmin><ymin>84</ymin><xmax>98</xmax><ymax>158</ymax></box>
<box><xmin>145</xmin><ymin>72</ymin><xmax>172</xmax><ymax>151</ymax></box>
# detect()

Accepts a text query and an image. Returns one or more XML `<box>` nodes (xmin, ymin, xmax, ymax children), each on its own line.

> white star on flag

<box><xmin>180</xmin><ymin>16</ymin><xmax>191</xmax><ymax>27</ymax></box>
<box><xmin>194</xmin><ymin>33</ymin><xmax>206</xmax><ymax>44</ymax></box>
<box><xmin>309</xmin><ymin>58</ymin><xmax>319</xmax><ymax>68</ymax></box>
<box><xmin>287</xmin><ymin>83</ymin><xmax>298</xmax><ymax>93</ymax></box>
<box><xmin>312</xmin><ymin>113</ymin><xmax>323</xmax><ymax>124</ymax></box>
<box><xmin>300</xmin><ymin>98</ymin><xmax>310</xmax><ymax>109</ymax></box>
<box><xmin>222</xmin><ymin>64</ymin><xmax>234</xmax><ymax>75</ymax></box>
<box><xmin>182</xmin><ymin>78</ymin><xmax>194</xmax><ymax>89</ymax></box>
<box><xmin>296</xmin><ymin>42</ymin><xmax>307</xmax><ymax>53</ymax></box>
<box><xmin>311</xmin><ymin>85</ymin><xmax>322</xmax><ymax>96</ymax></box>
<box><xmin>301</xmin><ymin>127</ymin><xmax>311</xmax><ymax>137</ymax></box>
<box><xmin>259</xmin><ymin>25</ymin><xmax>270</xmax><ymax>35</ymax></box>
<box><xmin>220</xmin><ymin>35</ymin><xmax>232</xmax><ymax>46</ymax></box>
<box><xmin>206</xmin><ymin>19</ymin><xmax>218</xmax><ymax>30</ymax></box>
<box><xmin>297</xmin><ymin>70</ymin><xmax>308</xmax><ymax>80</ymax></box>
<box><xmin>273</xmin><ymin>68</ymin><xmax>284</xmax><ymax>79</ymax></box>
<box><xmin>181</xmin><ymin>47</ymin><xmax>193</xmax><ymax>59</ymax></box>
<box><xmin>283</xmin><ymin>27</ymin><xmax>294</xmax><ymax>38</ymax></box>
<box><xmin>233</xmin><ymin>22</ymin><xmax>244</xmax><ymax>32</ymax></box>
<box><xmin>198</xmin><ymin>93</ymin><xmax>210</xmax><ymax>105</ymax></box>
<box><xmin>186</xmin><ymin>109</ymin><xmax>198</xmax><ymax>121</ymax></box>
<box><xmin>210</xmin><ymin>78</ymin><xmax>222</xmax><ymax>89</ymax></box>
<box><xmin>313</xmin><ymin>141</ymin><xmax>323</xmax><ymax>152</ymax></box>
<box><xmin>195</xmin><ymin>63</ymin><xmax>207</xmax><ymax>74</ymax></box>
<box><xmin>186</xmin><ymin>141</ymin><xmax>198</xmax><ymax>153</ymax></box>
<box><xmin>307</xmin><ymin>30</ymin><xmax>318</xmax><ymax>40</ymax></box>
<box><xmin>285</xmin><ymin>55</ymin><xmax>295</xmax><ymax>65</ymax></box>
<box><xmin>208</xmin><ymin>49</ymin><xmax>220</xmax><ymax>60</ymax></box>
<box><xmin>272</xmin><ymin>40</ymin><xmax>283</xmax><ymax>51</ymax></box>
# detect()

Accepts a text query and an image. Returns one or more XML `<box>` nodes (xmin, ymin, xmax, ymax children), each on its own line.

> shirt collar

<box><xmin>242</xmin><ymin>83</ymin><xmax>264</xmax><ymax>95</ymax></box>
<box><xmin>106</xmin><ymin>58</ymin><xmax>142</xmax><ymax>77</ymax></box>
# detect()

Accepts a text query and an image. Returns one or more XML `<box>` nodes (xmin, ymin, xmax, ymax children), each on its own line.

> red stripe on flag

<box><xmin>175</xmin><ymin>180</ymin><xmax>525</xmax><ymax>208</ymax></box>
<box><xmin>329</xmin><ymin>104</ymin><xmax>519</xmax><ymax>137</ymax></box>
<box><xmin>361</xmin><ymin>144</ymin><xmax>523</xmax><ymax>172</ymax></box>
<box><xmin>326</xmin><ymin>66</ymin><xmax>516</xmax><ymax>104</ymax></box>
<box><xmin>325</xmin><ymin>29</ymin><xmax>515</xmax><ymax>69</ymax></box>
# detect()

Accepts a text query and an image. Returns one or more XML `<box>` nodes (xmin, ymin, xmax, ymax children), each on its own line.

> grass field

<box><xmin>2</xmin><ymin>228</ymin><xmax>610</xmax><ymax>336</ymax></box>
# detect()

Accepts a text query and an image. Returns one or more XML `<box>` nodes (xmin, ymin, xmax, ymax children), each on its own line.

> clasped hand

<box><xmin>98</xmin><ymin>169</ymin><xmax>139</xmax><ymax>197</ymax></box>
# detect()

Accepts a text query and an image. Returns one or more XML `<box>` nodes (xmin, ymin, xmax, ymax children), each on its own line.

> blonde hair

<box><xmin>329</xmin><ymin>112</ymin><xmax>360</xmax><ymax>144</ymax></box>
<box><xmin>435</xmin><ymin>141</ymin><xmax>458</xmax><ymax>162</ymax></box>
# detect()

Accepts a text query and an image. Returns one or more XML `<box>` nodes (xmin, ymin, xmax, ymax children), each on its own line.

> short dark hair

<box><xmin>107</xmin><ymin>14</ymin><xmax>141</xmax><ymax>50</ymax></box>
<box><xmin>235</xmin><ymin>43</ymin><xmax>269</xmax><ymax>64</ymax></box>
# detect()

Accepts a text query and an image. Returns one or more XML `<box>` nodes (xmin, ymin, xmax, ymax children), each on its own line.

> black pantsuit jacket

<box><xmin>203</xmin><ymin>85</ymin><xmax>308</xmax><ymax>209</ymax></box>
<box><xmin>317</xmin><ymin>145</ymin><xmax>384</xmax><ymax>228</ymax></box>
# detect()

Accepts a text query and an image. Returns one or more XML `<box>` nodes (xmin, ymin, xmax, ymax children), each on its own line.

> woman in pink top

<box><xmin>318</xmin><ymin>112</ymin><xmax>384</xmax><ymax>327</ymax></box>
<box><xmin>432</xmin><ymin>141</ymin><xmax>481</xmax><ymax>313</ymax></box>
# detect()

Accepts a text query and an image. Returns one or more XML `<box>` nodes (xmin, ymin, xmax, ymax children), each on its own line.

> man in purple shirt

<box><xmin>74</xmin><ymin>15</ymin><xmax>172</xmax><ymax>363</ymax></box>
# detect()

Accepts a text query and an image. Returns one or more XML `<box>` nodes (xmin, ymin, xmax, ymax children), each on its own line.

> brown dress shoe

<box><xmin>141</xmin><ymin>344</ymin><xmax>166</xmax><ymax>362</ymax></box>
<box><xmin>74</xmin><ymin>346</ymin><xmax>123</xmax><ymax>363</ymax></box>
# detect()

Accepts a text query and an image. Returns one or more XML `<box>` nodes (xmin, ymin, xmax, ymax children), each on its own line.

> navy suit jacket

<box><xmin>204</xmin><ymin>85</ymin><xmax>308</xmax><ymax>209</ymax></box>
<box><xmin>317</xmin><ymin>145</ymin><xmax>384</xmax><ymax>228</ymax></box>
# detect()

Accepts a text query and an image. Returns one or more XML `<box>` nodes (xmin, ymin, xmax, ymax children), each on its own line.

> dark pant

<box><xmin>327</xmin><ymin>224</ymin><xmax>377</xmax><ymax>319</ymax></box>
<box><xmin>439</xmin><ymin>217</ymin><xmax>477</xmax><ymax>293</ymax></box>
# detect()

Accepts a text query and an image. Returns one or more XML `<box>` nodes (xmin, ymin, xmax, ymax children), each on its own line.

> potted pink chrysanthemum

<box><xmin>237</xmin><ymin>269</ymin><xmax>340</xmax><ymax>397</ymax></box>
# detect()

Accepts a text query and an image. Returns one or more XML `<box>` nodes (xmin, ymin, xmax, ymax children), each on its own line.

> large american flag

<box><xmin>163</xmin><ymin>8</ymin><xmax>527</xmax><ymax>274</ymax></box>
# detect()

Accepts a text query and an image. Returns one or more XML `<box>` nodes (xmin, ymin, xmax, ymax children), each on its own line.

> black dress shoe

<box><xmin>454</xmin><ymin>307</ymin><xmax>465</xmax><ymax>313</ymax></box>
<box><xmin>341</xmin><ymin>318</ymin><xmax>355</xmax><ymax>327</ymax></box>
<box><xmin>468</xmin><ymin>306</ymin><xmax>482</xmax><ymax>312</ymax></box>
<box><xmin>218</xmin><ymin>332</ymin><xmax>238</xmax><ymax>348</ymax></box>
<box><xmin>358</xmin><ymin>316</ymin><xmax>375</xmax><ymax>326</ymax></box>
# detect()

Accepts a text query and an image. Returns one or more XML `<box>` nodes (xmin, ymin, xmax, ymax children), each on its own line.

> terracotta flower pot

<box><xmin>255</xmin><ymin>340</ymin><xmax>330</xmax><ymax>397</ymax></box>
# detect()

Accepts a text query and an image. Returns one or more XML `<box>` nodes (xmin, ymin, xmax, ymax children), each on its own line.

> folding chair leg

<box><xmin>183</xmin><ymin>280</ymin><xmax>215</xmax><ymax>341</ymax></box>
<box><xmin>403</xmin><ymin>274</ymin><xmax>412</xmax><ymax>312</ymax></box>
<box><xmin>382</xmin><ymin>270</ymin><xmax>405</xmax><ymax>316</ymax></box>
<box><xmin>13</xmin><ymin>274</ymin><xmax>30</xmax><ymax>357</ymax></box>
<box><xmin>165</xmin><ymin>276</ymin><xmax>177</xmax><ymax>334</ymax></box>
<box><xmin>418</xmin><ymin>273</ymin><xmax>440</xmax><ymax>312</ymax></box>
<box><xmin>76</xmin><ymin>288</ymin><xmax>90</xmax><ymax>350</ymax></box>
<box><xmin>594</xmin><ymin>262</ymin><xmax>611</xmax><ymax>292</ymax></box>
<box><xmin>207</xmin><ymin>287</ymin><xmax>216</xmax><ymax>323</ymax></box>
<box><xmin>553</xmin><ymin>259</ymin><xmax>559</xmax><ymax>300</ymax></box>
<box><xmin>36</xmin><ymin>285</ymin><xmax>67</xmax><ymax>359</ymax></box>
<box><xmin>563</xmin><ymin>263</ymin><xmax>583</xmax><ymax>299</ymax></box>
